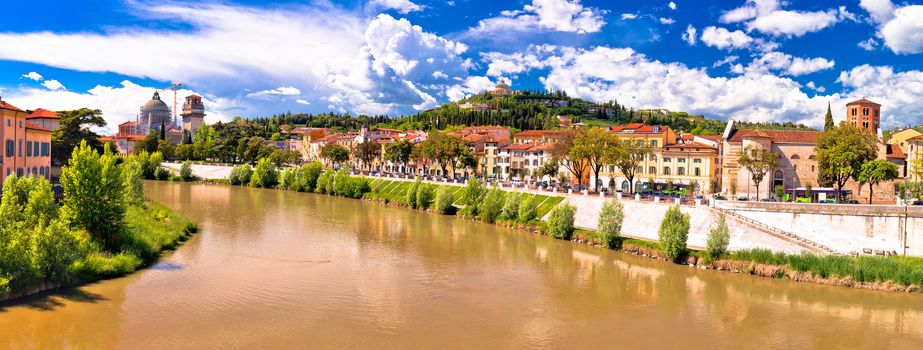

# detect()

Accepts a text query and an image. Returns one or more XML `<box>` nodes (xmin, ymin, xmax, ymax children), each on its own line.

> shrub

<box><xmin>154</xmin><ymin>167</ymin><xmax>170</xmax><ymax>181</ymax></box>
<box><xmin>406</xmin><ymin>177</ymin><xmax>422</xmax><ymax>208</ymax></box>
<box><xmin>298</xmin><ymin>162</ymin><xmax>323</xmax><ymax>192</ymax></box>
<box><xmin>706</xmin><ymin>212</ymin><xmax>730</xmax><ymax>260</ymax></box>
<box><xmin>340</xmin><ymin>177</ymin><xmax>371</xmax><ymax>199</ymax></box>
<box><xmin>122</xmin><ymin>156</ymin><xmax>145</xmax><ymax>206</ymax></box>
<box><xmin>228</xmin><ymin>164</ymin><xmax>253</xmax><ymax>185</ymax></box>
<box><xmin>517</xmin><ymin>196</ymin><xmax>538</xmax><ymax>222</ymax></box>
<box><xmin>180</xmin><ymin>161</ymin><xmax>194</xmax><ymax>181</ymax></box>
<box><xmin>478</xmin><ymin>187</ymin><xmax>504</xmax><ymax>223</ymax></box>
<box><xmin>333</xmin><ymin>167</ymin><xmax>351</xmax><ymax>196</ymax></box>
<box><xmin>547</xmin><ymin>204</ymin><xmax>576</xmax><ymax>240</ymax></box>
<box><xmin>415</xmin><ymin>184</ymin><xmax>434</xmax><ymax>210</ymax></box>
<box><xmin>461</xmin><ymin>177</ymin><xmax>484</xmax><ymax>215</ymax></box>
<box><xmin>60</xmin><ymin>141</ymin><xmax>126</xmax><ymax>253</ymax></box>
<box><xmin>433</xmin><ymin>186</ymin><xmax>455</xmax><ymax>214</ymax></box>
<box><xmin>147</xmin><ymin>151</ymin><xmax>164</xmax><ymax>179</ymax></box>
<box><xmin>249</xmin><ymin>158</ymin><xmax>278</xmax><ymax>188</ymax></box>
<box><xmin>314</xmin><ymin>169</ymin><xmax>332</xmax><ymax>194</ymax></box>
<box><xmin>658</xmin><ymin>205</ymin><xmax>690</xmax><ymax>261</ymax></box>
<box><xmin>279</xmin><ymin>168</ymin><xmax>296</xmax><ymax>190</ymax></box>
<box><xmin>322</xmin><ymin>169</ymin><xmax>336</xmax><ymax>194</ymax></box>
<box><xmin>598</xmin><ymin>199</ymin><xmax>624</xmax><ymax>248</ymax></box>
<box><xmin>774</xmin><ymin>185</ymin><xmax>785</xmax><ymax>201</ymax></box>
<box><xmin>501</xmin><ymin>193</ymin><xmax>520</xmax><ymax>220</ymax></box>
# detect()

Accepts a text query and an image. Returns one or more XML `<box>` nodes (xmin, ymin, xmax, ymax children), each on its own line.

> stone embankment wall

<box><xmin>566</xmin><ymin>196</ymin><xmax>810</xmax><ymax>254</ymax></box>
<box><xmin>715</xmin><ymin>201</ymin><xmax>923</xmax><ymax>256</ymax></box>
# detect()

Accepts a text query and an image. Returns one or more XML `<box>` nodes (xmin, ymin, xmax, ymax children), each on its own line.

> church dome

<box><xmin>142</xmin><ymin>91</ymin><xmax>170</xmax><ymax>113</ymax></box>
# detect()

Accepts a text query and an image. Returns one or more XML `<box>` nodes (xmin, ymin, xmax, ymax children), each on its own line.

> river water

<box><xmin>1</xmin><ymin>182</ymin><xmax>921</xmax><ymax>349</ymax></box>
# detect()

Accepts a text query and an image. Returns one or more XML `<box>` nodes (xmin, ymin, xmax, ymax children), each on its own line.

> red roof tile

<box><xmin>0</xmin><ymin>100</ymin><xmax>24</xmax><ymax>112</ymax></box>
<box><xmin>727</xmin><ymin>129</ymin><xmax>820</xmax><ymax>143</ymax></box>
<box><xmin>887</xmin><ymin>144</ymin><xmax>907</xmax><ymax>159</ymax></box>
<box><xmin>847</xmin><ymin>98</ymin><xmax>881</xmax><ymax>106</ymax></box>
<box><xmin>27</xmin><ymin>108</ymin><xmax>59</xmax><ymax>119</ymax></box>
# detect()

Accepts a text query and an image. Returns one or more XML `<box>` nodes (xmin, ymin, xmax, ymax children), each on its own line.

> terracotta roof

<box><xmin>664</xmin><ymin>141</ymin><xmax>718</xmax><ymax>151</ymax></box>
<box><xmin>513</xmin><ymin>129</ymin><xmax>572</xmax><ymax>137</ymax></box>
<box><xmin>24</xmin><ymin>121</ymin><xmax>52</xmax><ymax>132</ymax></box>
<box><xmin>27</xmin><ymin>108</ymin><xmax>59</xmax><ymax>119</ymax></box>
<box><xmin>610</xmin><ymin>124</ymin><xmax>672</xmax><ymax>134</ymax></box>
<box><xmin>847</xmin><ymin>98</ymin><xmax>881</xmax><ymax>106</ymax></box>
<box><xmin>119</xmin><ymin>121</ymin><xmax>138</xmax><ymax>126</ymax></box>
<box><xmin>698</xmin><ymin>135</ymin><xmax>723</xmax><ymax>142</ymax></box>
<box><xmin>116</xmin><ymin>134</ymin><xmax>146</xmax><ymax>141</ymax></box>
<box><xmin>501</xmin><ymin>143</ymin><xmax>536</xmax><ymax>151</ymax></box>
<box><xmin>727</xmin><ymin>129</ymin><xmax>820</xmax><ymax>143</ymax></box>
<box><xmin>0</xmin><ymin>100</ymin><xmax>24</xmax><ymax>112</ymax></box>
<box><xmin>887</xmin><ymin>144</ymin><xmax>907</xmax><ymax>159</ymax></box>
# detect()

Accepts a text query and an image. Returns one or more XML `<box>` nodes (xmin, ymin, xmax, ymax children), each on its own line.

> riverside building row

<box><xmin>0</xmin><ymin>98</ymin><xmax>55</xmax><ymax>183</ymax></box>
<box><xmin>296</xmin><ymin>98</ymin><xmax>910</xmax><ymax>202</ymax></box>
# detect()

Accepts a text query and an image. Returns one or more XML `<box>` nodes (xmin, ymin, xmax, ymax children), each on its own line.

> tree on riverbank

<box><xmin>547</xmin><ymin>204</ymin><xmax>576</xmax><ymax>240</ymax></box>
<box><xmin>598</xmin><ymin>199</ymin><xmax>624</xmax><ymax>248</ymax></box>
<box><xmin>60</xmin><ymin>141</ymin><xmax>126</xmax><ymax>252</ymax></box>
<box><xmin>706</xmin><ymin>213</ymin><xmax>730</xmax><ymax>260</ymax></box>
<box><xmin>857</xmin><ymin>159</ymin><xmax>899</xmax><ymax>204</ymax></box>
<box><xmin>816</xmin><ymin>123</ymin><xmax>878</xmax><ymax>202</ymax></box>
<box><xmin>738</xmin><ymin>145</ymin><xmax>777</xmax><ymax>201</ymax></box>
<box><xmin>658</xmin><ymin>205</ymin><xmax>690</xmax><ymax>261</ymax></box>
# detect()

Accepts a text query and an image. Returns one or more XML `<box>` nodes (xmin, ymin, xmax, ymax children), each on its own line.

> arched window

<box><xmin>663</xmin><ymin>167</ymin><xmax>671</xmax><ymax>175</ymax></box>
<box><xmin>791</xmin><ymin>154</ymin><xmax>800</xmax><ymax>160</ymax></box>
<box><xmin>621</xmin><ymin>181</ymin><xmax>629</xmax><ymax>190</ymax></box>
<box><xmin>809</xmin><ymin>155</ymin><xmax>816</xmax><ymax>160</ymax></box>
<box><xmin>774</xmin><ymin>170</ymin><xmax>784</xmax><ymax>179</ymax></box>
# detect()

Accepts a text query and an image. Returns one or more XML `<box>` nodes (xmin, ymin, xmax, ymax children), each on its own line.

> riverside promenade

<box><xmin>166</xmin><ymin>162</ymin><xmax>817</xmax><ymax>254</ymax></box>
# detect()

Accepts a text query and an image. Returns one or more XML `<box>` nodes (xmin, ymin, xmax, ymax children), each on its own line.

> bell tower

<box><xmin>181</xmin><ymin>94</ymin><xmax>206</xmax><ymax>136</ymax></box>
<box><xmin>845</xmin><ymin>98</ymin><xmax>881</xmax><ymax>135</ymax></box>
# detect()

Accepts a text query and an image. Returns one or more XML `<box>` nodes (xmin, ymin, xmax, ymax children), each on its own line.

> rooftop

<box><xmin>727</xmin><ymin>129</ymin><xmax>821</xmax><ymax>143</ymax></box>
<box><xmin>27</xmin><ymin>108</ymin><xmax>59</xmax><ymax>119</ymax></box>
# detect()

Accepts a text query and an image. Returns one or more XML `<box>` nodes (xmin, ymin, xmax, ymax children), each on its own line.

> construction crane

<box><xmin>165</xmin><ymin>82</ymin><xmax>183</xmax><ymax>128</ymax></box>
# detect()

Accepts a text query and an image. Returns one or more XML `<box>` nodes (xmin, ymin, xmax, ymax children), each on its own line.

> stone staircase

<box><xmin>710</xmin><ymin>206</ymin><xmax>835</xmax><ymax>254</ymax></box>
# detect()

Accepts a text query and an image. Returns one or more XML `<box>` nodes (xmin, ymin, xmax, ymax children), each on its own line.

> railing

<box><xmin>711</xmin><ymin>206</ymin><xmax>836</xmax><ymax>254</ymax></box>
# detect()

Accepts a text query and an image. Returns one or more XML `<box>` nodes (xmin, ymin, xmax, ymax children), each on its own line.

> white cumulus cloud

<box><xmin>745</xmin><ymin>51</ymin><xmax>835</xmax><ymax>76</ymax></box>
<box><xmin>859</xmin><ymin>0</ymin><xmax>895</xmax><ymax>24</ymax></box>
<box><xmin>669</xmin><ymin>2</ymin><xmax>677</xmax><ymax>10</ymax></box>
<box><xmin>700</xmin><ymin>26</ymin><xmax>753</xmax><ymax>50</ymax></box>
<box><xmin>247</xmin><ymin>86</ymin><xmax>301</xmax><ymax>98</ymax></box>
<box><xmin>681</xmin><ymin>25</ymin><xmax>697</xmax><ymax>46</ymax></box>
<box><xmin>469</xmin><ymin>0</ymin><xmax>607</xmax><ymax>34</ymax></box>
<box><xmin>21</xmin><ymin>72</ymin><xmax>43</xmax><ymax>81</ymax></box>
<box><xmin>746</xmin><ymin>9</ymin><xmax>839</xmax><ymax>37</ymax></box>
<box><xmin>369</xmin><ymin>0</ymin><xmax>423</xmax><ymax>14</ymax></box>
<box><xmin>41</xmin><ymin>80</ymin><xmax>66</xmax><ymax>91</ymax></box>
<box><xmin>880</xmin><ymin>5</ymin><xmax>923</xmax><ymax>54</ymax></box>
<box><xmin>659</xmin><ymin>17</ymin><xmax>675</xmax><ymax>25</ymax></box>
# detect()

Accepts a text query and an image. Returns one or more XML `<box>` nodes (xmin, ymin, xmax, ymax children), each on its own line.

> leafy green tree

<box><xmin>738</xmin><ymin>145</ymin><xmax>778</xmax><ymax>201</ymax></box>
<box><xmin>122</xmin><ymin>155</ymin><xmax>145</xmax><ymax>206</ymax></box>
<box><xmin>137</xmin><ymin>131</ymin><xmax>160</xmax><ymax>155</ymax></box>
<box><xmin>774</xmin><ymin>185</ymin><xmax>785</xmax><ymax>201</ymax></box>
<box><xmin>478</xmin><ymin>187</ymin><xmax>504</xmax><ymax>223</ymax></box>
<box><xmin>598</xmin><ymin>199</ymin><xmax>624</xmax><ymax>248</ymax></box>
<box><xmin>501</xmin><ymin>193</ymin><xmax>520</xmax><ymax>220</ymax></box>
<box><xmin>462</xmin><ymin>177</ymin><xmax>484</xmax><ymax>215</ymax></box>
<box><xmin>180</xmin><ymin>161</ymin><xmax>194</xmax><ymax>181</ymax></box>
<box><xmin>229</xmin><ymin>164</ymin><xmax>253</xmax><ymax>185</ymax></box>
<box><xmin>456</xmin><ymin>149</ymin><xmax>479</xmax><ymax>178</ymax></box>
<box><xmin>298</xmin><ymin>162</ymin><xmax>323</xmax><ymax>192</ymax></box>
<box><xmin>353</xmin><ymin>140</ymin><xmax>381</xmax><ymax>172</ymax></box>
<box><xmin>406</xmin><ymin>177</ymin><xmax>422</xmax><ymax>208</ymax></box>
<box><xmin>321</xmin><ymin>143</ymin><xmax>350</xmax><ymax>168</ymax></box>
<box><xmin>658</xmin><ymin>205</ymin><xmax>690</xmax><ymax>261</ymax></box>
<box><xmin>805</xmin><ymin>182</ymin><xmax>813</xmax><ymax>202</ymax></box>
<box><xmin>824</xmin><ymin>102</ymin><xmax>835</xmax><ymax>131</ymax></box>
<box><xmin>415</xmin><ymin>184</ymin><xmax>434</xmax><ymax>210</ymax></box>
<box><xmin>249</xmin><ymin>158</ymin><xmax>278</xmax><ymax>188</ymax></box>
<box><xmin>550</xmin><ymin>131</ymin><xmax>586</xmax><ymax>188</ymax></box>
<box><xmin>611</xmin><ymin>138</ymin><xmax>652</xmax><ymax>194</ymax></box>
<box><xmin>421</xmin><ymin>132</ymin><xmax>469</xmax><ymax>178</ymax></box>
<box><xmin>433</xmin><ymin>186</ymin><xmax>455</xmax><ymax>214</ymax></box>
<box><xmin>857</xmin><ymin>159</ymin><xmax>900</xmax><ymax>204</ymax></box>
<box><xmin>384</xmin><ymin>140</ymin><xmax>414</xmax><ymax>174</ymax></box>
<box><xmin>52</xmin><ymin>108</ymin><xmax>106</xmax><ymax>166</ymax></box>
<box><xmin>547</xmin><ymin>204</ymin><xmax>576</xmax><ymax>240</ymax></box>
<box><xmin>573</xmin><ymin>128</ymin><xmax>618</xmax><ymax>192</ymax></box>
<box><xmin>706</xmin><ymin>213</ymin><xmax>730</xmax><ymax>260</ymax></box>
<box><xmin>536</xmin><ymin>159</ymin><xmax>560</xmax><ymax>180</ymax></box>
<box><xmin>60</xmin><ymin>141</ymin><xmax>126</xmax><ymax>252</ymax></box>
<box><xmin>816</xmin><ymin>123</ymin><xmax>878</xmax><ymax>202</ymax></box>
<box><xmin>517</xmin><ymin>196</ymin><xmax>538</xmax><ymax>222</ymax></box>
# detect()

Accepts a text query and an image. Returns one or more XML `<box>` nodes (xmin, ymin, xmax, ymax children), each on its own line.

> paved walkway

<box><xmin>167</xmin><ymin>162</ymin><xmax>808</xmax><ymax>254</ymax></box>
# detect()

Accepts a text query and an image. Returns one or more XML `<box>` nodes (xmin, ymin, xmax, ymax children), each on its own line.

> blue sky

<box><xmin>0</xmin><ymin>0</ymin><xmax>921</xmax><ymax>133</ymax></box>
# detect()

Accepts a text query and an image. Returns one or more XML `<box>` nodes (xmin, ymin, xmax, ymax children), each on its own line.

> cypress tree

<box><xmin>824</xmin><ymin>102</ymin><xmax>835</xmax><ymax>131</ymax></box>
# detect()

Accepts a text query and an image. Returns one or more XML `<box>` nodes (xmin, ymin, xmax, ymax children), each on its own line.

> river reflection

<box><xmin>0</xmin><ymin>181</ymin><xmax>921</xmax><ymax>349</ymax></box>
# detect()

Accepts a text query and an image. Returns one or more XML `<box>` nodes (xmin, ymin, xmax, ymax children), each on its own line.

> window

<box><xmin>18</xmin><ymin>121</ymin><xmax>22</xmax><ymax>128</ymax></box>
<box><xmin>26</xmin><ymin>141</ymin><xmax>32</xmax><ymax>156</ymax></box>
<box><xmin>16</xmin><ymin>168</ymin><xmax>22</xmax><ymax>177</ymax></box>
<box><xmin>663</xmin><ymin>167</ymin><xmax>671</xmax><ymax>175</ymax></box>
<box><xmin>678</xmin><ymin>167</ymin><xmax>685</xmax><ymax>176</ymax></box>
<box><xmin>852</xmin><ymin>108</ymin><xmax>857</xmax><ymax>116</ymax></box>
<box><xmin>635</xmin><ymin>166</ymin><xmax>643</xmax><ymax>174</ymax></box>
<box><xmin>649</xmin><ymin>166</ymin><xmax>656</xmax><ymax>175</ymax></box>
<box><xmin>663</xmin><ymin>157</ymin><xmax>672</xmax><ymax>162</ymax></box>
<box><xmin>694</xmin><ymin>168</ymin><xmax>701</xmax><ymax>177</ymax></box>
<box><xmin>7</xmin><ymin>140</ymin><xmax>16</xmax><ymax>156</ymax></box>
<box><xmin>636</xmin><ymin>140</ymin><xmax>643</xmax><ymax>146</ymax></box>
<box><xmin>693</xmin><ymin>158</ymin><xmax>702</xmax><ymax>163</ymax></box>
<box><xmin>811</xmin><ymin>165</ymin><xmax>815</xmax><ymax>172</ymax></box>
<box><xmin>791</xmin><ymin>154</ymin><xmax>800</xmax><ymax>160</ymax></box>
<box><xmin>39</xmin><ymin>167</ymin><xmax>44</xmax><ymax>176</ymax></box>
<box><xmin>650</xmin><ymin>140</ymin><xmax>658</xmax><ymax>147</ymax></box>
<box><xmin>33</xmin><ymin>142</ymin><xmax>38</xmax><ymax>157</ymax></box>
<box><xmin>532</xmin><ymin>159</ymin><xmax>538</xmax><ymax>166</ymax></box>
<box><xmin>17</xmin><ymin>140</ymin><xmax>22</xmax><ymax>157</ymax></box>
<box><xmin>5</xmin><ymin>119</ymin><xmax>9</xmax><ymax>126</ymax></box>
<box><xmin>41</xmin><ymin>142</ymin><xmax>49</xmax><ymax>156</ymax></box>
<box><xmin>649</xmin><ymin>154</ymin><xmax>657</xmax><ymax>161</ymax></box>
<box><xmin>678</xmin><ymin>158</ymin><xmax>686</xmax><ymax>163</ymax></box>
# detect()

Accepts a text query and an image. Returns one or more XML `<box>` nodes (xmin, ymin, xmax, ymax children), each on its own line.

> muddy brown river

<box><xmin>1</xmin><ymin>181</ymin><xmax>921</xmax><ymax>349</ymax></box>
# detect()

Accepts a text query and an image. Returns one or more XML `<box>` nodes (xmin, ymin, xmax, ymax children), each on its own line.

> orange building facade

<box><xmin>1</xmin><ymin>98</ymin><xmax>52</xmax><ymax>182</ymax></box>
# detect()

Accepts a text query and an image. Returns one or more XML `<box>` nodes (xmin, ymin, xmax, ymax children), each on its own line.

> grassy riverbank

<box><xmin>0</xmin><ymin>143</ymin><xmax>198</xmax><ymax>302</ymax></box>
